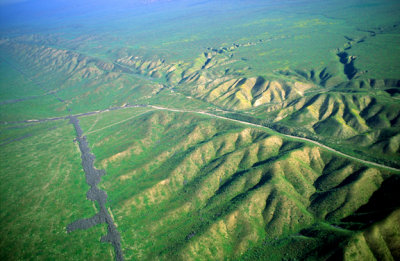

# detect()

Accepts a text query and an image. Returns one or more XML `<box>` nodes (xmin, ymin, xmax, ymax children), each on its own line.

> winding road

<box><xmin>148</xmin><ymin>105</ymin><xmax>400</xmax><ymax>173</ymax></box>
<box><xmin>2</xmin><ymin>101</ymin><xmax>399</xmax><ymax>261</ymax></box>
<box><xmin>4</xmin><ymin>103</ymin><xmax>399</xmax><ymax>173</ymax></box>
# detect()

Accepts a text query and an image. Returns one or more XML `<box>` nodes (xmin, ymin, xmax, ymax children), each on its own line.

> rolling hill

<box><xmin>0</xmin><ymin>0</ymin><xmax>399</xmax><ymax>260</ymax></box>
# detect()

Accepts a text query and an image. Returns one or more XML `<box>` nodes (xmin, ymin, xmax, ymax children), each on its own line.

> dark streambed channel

<box><xmin>67</xmin><ymin>116</ymin><xmax>124</xmax><ymax>261</ymax></box>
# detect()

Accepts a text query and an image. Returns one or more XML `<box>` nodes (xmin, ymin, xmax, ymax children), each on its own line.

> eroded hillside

<box><xmin>1</xmin><ymin>0</ymin><xmax>400</xmax><ymax>260</ymax></box>
<box><xmin>78</xmin><ymin>109</ymin><xmax>399</xmax><ymax>260</ymax></box>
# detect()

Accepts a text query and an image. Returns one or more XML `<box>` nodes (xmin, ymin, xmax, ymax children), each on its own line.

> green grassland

<box><xmin>78</xmin><ymin>109</ymin><xmax>399</xmax><ymax>260</ymax></box>
<box><xmin>1</xmin><ymin>0</ymin><xmax>400</xmax><ymax>260</ymax></box>
<box><xmin>347</xmin><ymin>31</ymin><xmax>400</xmax><ymax>80</ymax></box>
<box><xmin>0</xmin><ymin>60</ymin><xmax>44</xmax><ymax>101</ymax></box>
<box><xmin>0</xmin><ymin>120</ymin><xmax>113</xmax><ymax>260</ymax></box>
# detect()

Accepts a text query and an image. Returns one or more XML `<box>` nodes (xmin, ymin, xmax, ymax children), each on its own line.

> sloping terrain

<box><xmin>187</xmin><ymin>76</ymin><xmax>312</xmax><ymax>110</ymax></box>
<box><xmin>1</xmin><ymin>24</ymin><xmax>399</xmax><ymax>261</ymax></box>
<box><xmin>342</xmin><ymin>209</ymin><xmax>400</xmax><ymax>261</ymax></box>
<box><xmin>263</xmin><ymin>92</ymin><xmax>400</xmax><ymax>150</ymax></box>
<box><xmin>340</xmin><ymin>174</ymin><xmax>400</xmax><ymax>260</ymax></box>
<box><xmin>1</xmin><ymin>0</ymin><xmax>399</xmax><ymax>260</ymax></box>
<box><xmin>3</xmin><ymin>29</ymin><xmax>398</xmax><ymax>168</ymax></box>
<box><xmin>0</xmin><ymin>41</ymin><xmax>164</xmax><ymax>118</ymax></box>
<box><xmin>79</xmin><ymin>109</ymin><xmax>399</xmax><ymax>260</ymax></box>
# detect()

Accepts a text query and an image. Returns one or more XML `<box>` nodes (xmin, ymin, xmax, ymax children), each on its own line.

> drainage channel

<box><xmin>67</xmin><ymin>115</ymin><xmax>124</xmax><ymax>261</ymax></box>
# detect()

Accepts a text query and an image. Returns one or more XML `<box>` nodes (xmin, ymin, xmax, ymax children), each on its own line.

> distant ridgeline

<box><xmin>0</xmin><ymin>0</ymin><xmax>399</xmax><ymax>260</ymax></box>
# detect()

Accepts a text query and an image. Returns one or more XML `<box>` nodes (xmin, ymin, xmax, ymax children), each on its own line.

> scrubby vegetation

<box><xmin>1</xmin><ymin>0</ymin><xmax>399</xmax><ymax>260</ymax></box>
<box><xmin>80</xmin><ymin>110</ymin><xmax>399</xmax><ymax>260</ymax></box>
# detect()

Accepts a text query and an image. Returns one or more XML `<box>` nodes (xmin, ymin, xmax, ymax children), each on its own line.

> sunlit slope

<box><xmin>95</xmin><ymin>23</ymin><xmax>400</xmax><ymax>168</ymax></box>
<box><xmin>0</xmin><ymin>15</ymin><xmax>398</xmax><ymax>169</ymax></box>
<box><xmin>0</xmin><ymin>41</ymin><xmax>164</xmax><ymax>119</ymax></box>
<box><xmin>79</xmin><ymin>109</ymin><xmax>398</xmax><ymax>260</ymax></box>
<box><xmin>343</xmin><ymin>209</ymin><xmax>400</xmax><ymax>260</ymax></box>
<box><xmin>0</xmin><ymin>0</ymin><xmax>399</xmax><ymax>260</ymax></box>
<box><xmin>340</xmin><ymin>174</ymin><xmax>400</xmax><ymax>260</ymax></box>
<box><xmin>0</xmin><ymin>120</ymin><xmax>113</xmax><ymax>260</ymax></box>
<box><xmin>260</xmin><ymin>91</ymin><xmax>400</xmax><ymax>152</ymax></box>
<box><xmin>242</xmin><ymin>210</ymin><xmax>400</xmax><ymax>260</ymax></box>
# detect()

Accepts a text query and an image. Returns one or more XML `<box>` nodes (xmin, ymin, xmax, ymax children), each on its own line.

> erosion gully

<box><xmin>67</xmin><ymin>115</ymin><xmax>124</xmax><ymax>261</ymax></box>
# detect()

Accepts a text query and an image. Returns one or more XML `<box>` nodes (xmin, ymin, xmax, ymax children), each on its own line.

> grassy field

<box><xmin>0</xmin><ymin>120</ymin><xmax>113</xmax><ymax>260</ymax></box>
<box><xmin>0</xmin><ymin>0</ymin><xmax>399</xmax><ymax>260</ymax></box>
<box><xmin>77</xmin><ymin>108</ymin><xmax>398</xmax><ymax>260</ymax></box>
<box><xmin>0</xmin><ymin>60</ymin><xmax>44</xmax><ymax>101</ymax></box>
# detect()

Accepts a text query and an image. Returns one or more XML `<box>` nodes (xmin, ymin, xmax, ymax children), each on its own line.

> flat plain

<box><xmin>0</xmin><ymin>0</ymin><xmax>399</xmax><ymax>260</ymax></box>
